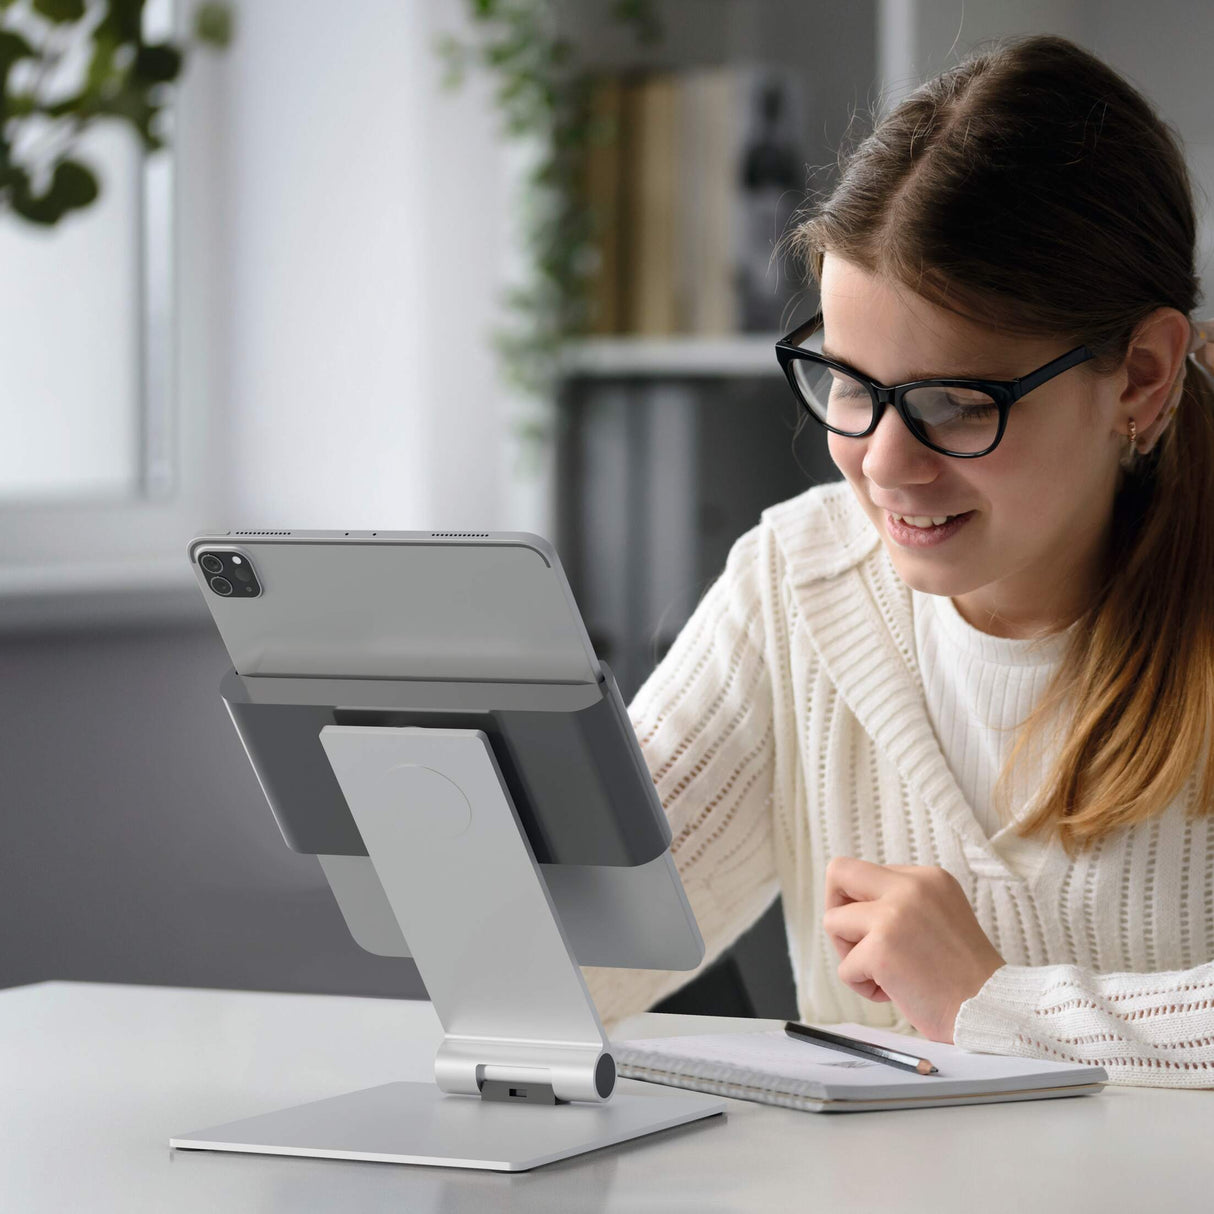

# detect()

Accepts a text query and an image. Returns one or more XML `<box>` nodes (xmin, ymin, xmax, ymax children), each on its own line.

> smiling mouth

<box><xmin>888</xmin><ymin>512</ymin><xmax>962</xmax><ymax>528</ymax></box>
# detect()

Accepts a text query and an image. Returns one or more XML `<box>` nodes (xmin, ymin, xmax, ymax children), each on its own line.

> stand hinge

<box><xmin>479</xmin><ymin>1079</ymin><xmax>564</xmax><ymax>1105</ymax></box>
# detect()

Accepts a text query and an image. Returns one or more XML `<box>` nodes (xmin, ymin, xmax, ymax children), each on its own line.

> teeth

<box><xmin>893</xmin><ymin>513</ymin><xmax>955</xmax><ymax>528</ymax></box>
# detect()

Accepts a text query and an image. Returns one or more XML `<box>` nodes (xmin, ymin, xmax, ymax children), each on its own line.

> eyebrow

<box><xmin>819</xmin><ymin>341</ymin><xmax>1013</xmax><ymax>382</ymax></box>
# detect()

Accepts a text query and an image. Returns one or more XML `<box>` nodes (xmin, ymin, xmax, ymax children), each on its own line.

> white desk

<box><xmin>1</xmin><ymin>981</ymin><xmax>1209</xmax><ymax>1212</ymax></box>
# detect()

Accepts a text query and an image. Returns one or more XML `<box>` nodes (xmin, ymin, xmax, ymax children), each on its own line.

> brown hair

<box><xmin>785</xmin><ymin>33</ymin><xmax>1214</xmax><ymax>855</ymax></box>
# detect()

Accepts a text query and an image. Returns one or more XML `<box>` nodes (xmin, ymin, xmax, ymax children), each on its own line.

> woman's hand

<box><xmin>822</xmin><ymin>855</ymin><xmax>1005</xmax><ymax>1043</ymax></box>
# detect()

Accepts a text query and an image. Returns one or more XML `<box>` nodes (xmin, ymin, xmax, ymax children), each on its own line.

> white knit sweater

<box><xmin>911</xmin><ymin>585</ymin><xmax>1075</xmax><ymax>840</ymax></box>
<box><xmin>582</xmin><ymin>479</ymin><xmax>1214</xmax><ymax>1088</ymax></box>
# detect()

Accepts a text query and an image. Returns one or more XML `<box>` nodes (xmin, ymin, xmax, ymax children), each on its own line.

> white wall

<box><xmin>879</xmin><ymin>0</ymin><xmax>1086</xmax><ymax>107</ymax></box>
<box><xmin>1080</xmin><ymin>0</ymin><xmax>1214</xmax><ymax>299</ymax></box>
<box><xmin>217</xmin><ymin>0</ymin><xmax>511</xmax><ymax>532</ymax></box>
<box><xmin>877</xmin><ymin>0</ymin><xmax>1214</xmax><ymax>297</ymax></box>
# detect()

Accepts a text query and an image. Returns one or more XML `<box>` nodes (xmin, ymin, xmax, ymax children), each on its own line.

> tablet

<box><xmin>187</xmin><ymin>527</ymin><xmax>702</xmax><ymax>969</ymax></box>
<box><xmin>187</xmin><ymin>530</ymin><xmax>601</xmax><ymax>683</ymax></box>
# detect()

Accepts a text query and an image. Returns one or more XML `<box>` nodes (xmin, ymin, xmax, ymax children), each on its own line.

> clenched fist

<box><xmin>822</xmin><ymin>855</ymin><xmax>1005</xmax><ymax>1043</ymax></box>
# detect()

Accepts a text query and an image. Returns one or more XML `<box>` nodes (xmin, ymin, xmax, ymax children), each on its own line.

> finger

<box><xmin>836</xmin><ymin>937</ymin><xmax>887</xmax><ymax>1003</ymax></box>
<box><xmin>844</xmin><ymin>974</ymin><xmax>887</xmax><ymax>1001</ymax></box>
<box><xmin>839</xmin><ymin>976</ymin><xmax>890</xmax><ymax>1001</ymax></box>
<box><xmin>823</xmin><ymin>898</ymin><xmax>882</xmax><ymax>963</ymax></box>
<box><xmin>822</xmin><ymin>899</ymin><xmax>881</xmax><ymax>944</ymax></box>
<box><xmin>824</xmin><ymin>855</ymin><xmax>901</xmax><ymax>910</ymax></box>
<box><xmin>883</xmin><ymin>863</ymin><xmax>955</xmax><ymax>891</ymax></box>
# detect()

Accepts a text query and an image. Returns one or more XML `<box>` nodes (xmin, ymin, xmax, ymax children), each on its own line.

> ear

<box><xmin>1120</xmin><ymin>307</ymin><xmax>1191</xmax><ymax>454</ymax></box>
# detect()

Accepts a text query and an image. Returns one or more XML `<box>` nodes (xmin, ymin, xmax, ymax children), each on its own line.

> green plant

<box><xmin>0</xmin><ymin>0</ymin><xmax>231</xmax><ymax>226</ymax></box>
<box><xmin>436</xmin><ymin>0</ymin><xmax>662</xmax><ymax>403</ymax></box>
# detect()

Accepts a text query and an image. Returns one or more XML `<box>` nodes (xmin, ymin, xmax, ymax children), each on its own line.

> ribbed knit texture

<box><xmin>581</xmin><ymin>479</ymin><xmax>1214</xmax><ymax>1088</ymax></box>
<box><xmin>912</xmin><ymin>587</ymin><xmax>1074</xmax><ymax>840</ymax></box>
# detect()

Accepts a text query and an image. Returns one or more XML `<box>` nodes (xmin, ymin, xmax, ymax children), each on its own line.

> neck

<box><xmin>950</xmin><ymin>517</ymin><xmax>1113</xmax><ymax>640</ymax></box>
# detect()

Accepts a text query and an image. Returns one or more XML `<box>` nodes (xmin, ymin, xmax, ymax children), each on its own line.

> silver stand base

<box><xmin>171</xmin><ymin>1082</ymin><xmax>726</xmax><ymax>1172</ymax></box>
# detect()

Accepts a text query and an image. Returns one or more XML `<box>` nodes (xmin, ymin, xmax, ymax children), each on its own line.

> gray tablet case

<box><xmin>221</xmin><ymin>668</ymin><xmax>671</xmax><ymax>867</ymax></box>
<box><xmin>187</xmin><ymin>530</ymin><xmax>601</xmax><ymax>683</ymax></box>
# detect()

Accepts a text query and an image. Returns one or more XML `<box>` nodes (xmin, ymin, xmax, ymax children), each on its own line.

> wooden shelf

<box><xmin>559</xmin><ymin>334</ymin><xmax>785</xmax><ymax>378</ymax></box>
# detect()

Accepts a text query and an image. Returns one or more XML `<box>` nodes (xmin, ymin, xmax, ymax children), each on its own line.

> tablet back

<box><xmin>187</xmin><ymin>530</ymin><xmax>601</xmax><ymax>683</ymax></box>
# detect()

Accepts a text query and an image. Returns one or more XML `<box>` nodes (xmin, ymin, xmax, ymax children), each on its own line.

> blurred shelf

<box><xmin>559</xmin><ymin>334</ymin><xmax>785</xmax><ymax>378</ymax></box>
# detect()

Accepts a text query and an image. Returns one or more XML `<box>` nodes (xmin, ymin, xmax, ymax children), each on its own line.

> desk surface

<box><xmin>0</xmin><ymin>981</ymin><xmax>1208</xmax><ymax>1213</ymax></box>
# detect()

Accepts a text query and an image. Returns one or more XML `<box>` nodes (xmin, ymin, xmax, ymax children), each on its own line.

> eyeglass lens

<box><xmin>789</xmin><ymin>360</ymin><xmax>1001</xmax><ymax>455</ymax></box>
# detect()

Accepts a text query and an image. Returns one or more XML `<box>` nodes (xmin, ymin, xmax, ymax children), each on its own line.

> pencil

<box><xmin>784</xmin><ymin>1020</ymin><xmax>939</xmax><ymax>1075</ymax></box>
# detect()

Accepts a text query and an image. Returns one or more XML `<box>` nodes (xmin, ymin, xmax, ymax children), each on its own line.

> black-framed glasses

<box><xmin>775</xmin><ymin>312</ymin><xmax>1095</xmax><ymax>458</ymax></box>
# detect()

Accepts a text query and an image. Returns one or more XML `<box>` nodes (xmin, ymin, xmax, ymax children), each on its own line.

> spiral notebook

<box><xmin>614</xmin><ymin>1022</ymin><xmax>1108</xmax><ymax>1113</ymax></box>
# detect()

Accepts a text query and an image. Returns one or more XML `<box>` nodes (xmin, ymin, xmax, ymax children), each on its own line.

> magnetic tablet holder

<box><xmin>171</xmin><ymin>679</ymin><xmax>724</xmax><ymax>1172</ymax></box>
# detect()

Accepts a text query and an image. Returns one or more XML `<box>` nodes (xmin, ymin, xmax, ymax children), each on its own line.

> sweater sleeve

<box><xmin>953</xmin><ymin>959</ymin><xmax>1214</xmax><ymax>1087</ymax></box>
<box><xmin>581</xmin><ymin>525</ymin><xmax>780</xmax><ymax>1034</ymax></box>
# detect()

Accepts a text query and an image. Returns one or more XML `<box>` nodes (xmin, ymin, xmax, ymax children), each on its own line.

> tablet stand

<box><xmin>170</xmin><ymin>724</ymin><xmax>724</xmax><ymax>1171</ymax></box>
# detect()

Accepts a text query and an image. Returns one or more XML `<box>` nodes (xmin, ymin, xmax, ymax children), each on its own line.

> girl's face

<box><xmin>820</xmin><ymin>254</ymin><xmax>1128</xmax><ymax>638</ymax></box>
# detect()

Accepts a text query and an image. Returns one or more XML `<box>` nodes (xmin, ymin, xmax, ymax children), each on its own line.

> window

<box><xmin>0</xmin><ymin>124</ymin><xmax>172</xmax><ymax>505</ymax></box>
<box><xmin>0</xmin><ymin>0</ymin><xmax>219</xmax><ymax>626</ymax></box>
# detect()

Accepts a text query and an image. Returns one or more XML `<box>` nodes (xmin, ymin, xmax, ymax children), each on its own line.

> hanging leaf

<box><xmin>193</xmin><ymin>2</ymin><xmax>233</xmax><ymax>49</ymax></box>
<box><xmin>438</xmin><ymin>0</ymin><xmax>664</xmax><ymax>405</ymax></box>
<box><xmin>5</xmin><ymin>91</ymin><xmax>35</xmax><ymax>116</ymax></box>
<box><xmin>9</xmin><ymin>159</ymin><xmax>100</xmax><ymax>224</ymax></box>
<box><xmin>1</xmin><ymin>0</ymin><xmax>233</xmax><ymax>227</ymax></box>
<box><xmin>51</xmin><ymin>158</ymin><xmax>100</xmax><ymax>208</ymax></box>
<box><xmin>132</xmin><ymin>42</ymin><xmax>183</xmax><ymax>84</ymax></box>
<box><xmin>83</xmin><ymin>28</ymin><xmax>119</xmax><ymax>96</ymax></box>
<box><xmin>32</xmin><ymin>0</ymin><xmax>86</xmax><ymax>22</ymax></box>
<box><xmin>97</xmin><ymin>0</ymin><xmax>144</xmax><ymax>44</ymax></box>
<box><xmin>0</xmin><ymin>29</ymin><xmax>35</xmax><ymax>95</ymax></box>
<box><xmin>94</xmin><ymin>86</ymin><xmax>162</xmax><ymax>149</ymax></box>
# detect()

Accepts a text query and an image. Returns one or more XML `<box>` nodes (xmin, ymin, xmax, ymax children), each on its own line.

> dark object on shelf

<box><xmin>737</xmin><ymin>71</ymin><xmax>807</xmax><ymax>332</ymax></box>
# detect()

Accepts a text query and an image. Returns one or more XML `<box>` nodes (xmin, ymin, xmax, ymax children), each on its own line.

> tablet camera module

<box><xmin>198</xmin><ymin>550</ymin><xmax>262</xmax><ymax>598</ymax></box>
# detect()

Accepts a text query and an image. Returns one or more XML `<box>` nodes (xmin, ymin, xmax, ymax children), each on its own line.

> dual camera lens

<box><xmin>197</xmin><ymin>549</ymin><xmax>261</xmax><ymax>599</ymax></box>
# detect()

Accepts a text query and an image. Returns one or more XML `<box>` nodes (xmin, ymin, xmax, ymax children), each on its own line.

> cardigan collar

<box><xmin>761</xmin><ymin>481</ymin><xmax>1050</xmax><ymax>886</ymax></box>
<box><xmin>760</xmin><ymin>478</ymin><xmax>882</xmax><ymax>585</ymax></box>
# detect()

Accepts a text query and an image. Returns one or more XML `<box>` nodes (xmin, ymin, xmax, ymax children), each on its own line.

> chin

<box><xmin>881</xmin><ymin>543</ymin><xmax>973</xmax><ymax>597</ymax></box>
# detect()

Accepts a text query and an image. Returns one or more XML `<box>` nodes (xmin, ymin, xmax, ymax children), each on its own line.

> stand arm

<box><xmin>319</xmin><ymin>724</ymin><xmax>615</xmax><ymax>1104</ymax></box>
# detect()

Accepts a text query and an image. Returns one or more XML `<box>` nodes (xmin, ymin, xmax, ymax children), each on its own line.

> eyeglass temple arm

<box><xmin>776</xmin><ymin>314</ymin><xmax>824</xmax><ymax>349</ymax></box>
<box><xmin>1012</xmin><ymin>345</ymin><xmax>1093</xmax><ymax>398</ymax></box>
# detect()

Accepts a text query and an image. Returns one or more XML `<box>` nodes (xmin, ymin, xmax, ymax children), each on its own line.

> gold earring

<box><xmin>1128</xmin><ymin>418</ymin><xmax>1137</xmax><ymax>450</ymax></box>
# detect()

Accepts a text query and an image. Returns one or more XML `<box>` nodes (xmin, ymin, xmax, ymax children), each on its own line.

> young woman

<box><xmin>581</xmin><ymin>34</ymin><xmax>1214</xmax><ymax>1088</ymax></box>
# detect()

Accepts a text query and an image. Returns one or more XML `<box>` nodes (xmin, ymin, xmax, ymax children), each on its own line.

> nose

<box><xmin>860</xmin><ymin>402</ymin><xmax>943</xmax><ymax>491</ymax></box>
